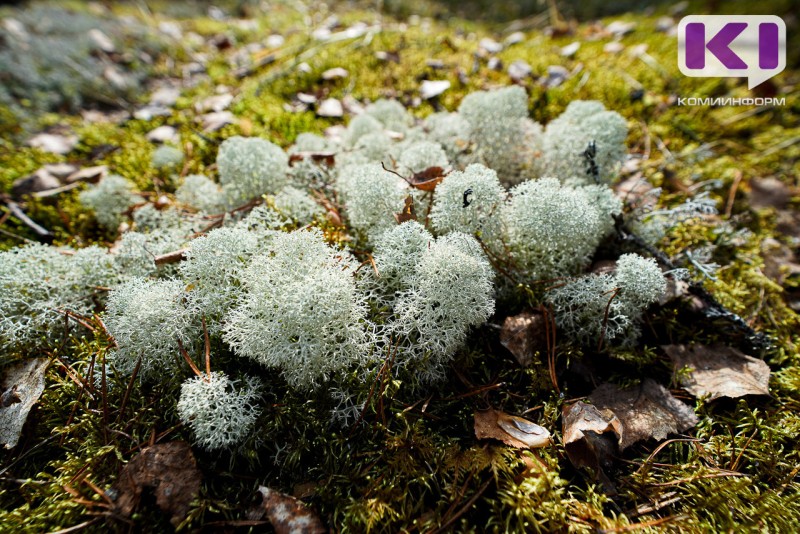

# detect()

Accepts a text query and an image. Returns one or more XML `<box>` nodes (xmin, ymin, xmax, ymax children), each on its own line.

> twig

<box><xmin>432</xmin><ymin>477</ymin><xmax>492</xmax><ymax>534</ymax></box>
<box><xmin>116</xmin><ymin>357</ymin><xmax>142</xmax><ymax>424</ymax></box>
<box><xmin>3</xmin><ymin>199</ymin><xmax>53</xmax><ymax>241</ymax></box>
<box><xmin>202</xmin><ymin>317</ymin><xmax>211</xmax><ymax>377</ymax></box>
<box><xmin>177</xmin><ymin>338</ymin><xmax>203</xmax><ymax>377</ymax></box>
<box><xmin>153</xmin><ymin>248</ymin><xmax>188</xmax><ymax>266</ymax></box>
<box><xmin>597</xmin><ymin>288</ymin><xmax>621</xmax><ymax>352</ymax></box>
<box><xmin>724</xmin><ymin>170</ymin><xmax>743</xmax><ymax>218</ymax></box>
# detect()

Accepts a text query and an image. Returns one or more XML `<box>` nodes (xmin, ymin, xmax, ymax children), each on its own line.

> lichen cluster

<box><xmin>1</xmin><ymin>1</ymin><xmax>798</xmax><ymax>532</ymax></box>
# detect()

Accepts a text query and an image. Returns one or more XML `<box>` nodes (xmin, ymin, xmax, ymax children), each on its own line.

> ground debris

<box><xmin>499</xmin><ymin>310</ymin><xmax>547</xmax><ymax>367</ymax></box>
<box><xmin>588</xmin><ymin>379</ymin><xmax>698</xmax><ymax>450</ymax></box>
<box><xmin>474</xmin><ymin>409</ymin><xmax>550</xmax><ymax>449</ymax></box>
<box><xmin>663</xmin><ymin>344</ymin><xmax>770</xmax><ymax>401</ymax></box>
<box><xmin>562</xmin><ymin>401</ymin><xmax>619</xmax><ymax>492</ymax></box>
<box><xmin>250</xmin><ymin>486</ymin><xmax>326</xmax><ymax>534</ymax></box>
<box><xmin>113</xmin><ymin>441</ymin><xmax>202</xmax><ymax>527</ymax></box>
<box><xmin>0</xmin><ymin>358</ymin><xmax>49</xmax><ymax>449</ymax></box>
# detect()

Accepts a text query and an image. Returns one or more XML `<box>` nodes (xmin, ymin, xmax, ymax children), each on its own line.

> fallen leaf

<box><xmin>508</xmin><ymin>60</ymin><xmax>532</xmax><ymax>81</ymax></box>
<box><xmin>420</xmin><ymin>80</ymin><xmax>450</xmax><ymax>100</ymax></box>
<box><xmin>113</xmin><ymin>441</ymin><xmax>202</xmax><ymax>527</ymax></box>
<box><xmin>200</xmin><ymin>111</ymin><xmax>235</xmax><ymax>132</ymax></box>
<box><xmin>27</xmin><ymin>133</ymin><xmax>78</xmax><ymax>155</ymax></box>
<box><xmin>134</xmin><ymin>105</ymin><xmax>172</xmax><ymax>121</ymax></box>
<box><xmin>322</xmin><ymin>67</ymin><xmax>349</xmax><ymax>80</ymax></box>
<box><xmin>603</xmin><ymin>41</ymin><xmax>625</xmax><ymax>54</ymax></box>
<box><xmin>394</xmin><ymin>195</ymin><xmax>417</xmax><ymax>224</ymax></box>
<box><xmin>66</xmin><ymin>165</ymin><xmax>107</xmax><ymax>184</ymax></box>
<box><xmin>316</xmin><ymin>98</ymin><xmax>344</xmax><ymax>118</ymax></box>
<box><xmin>253</xmin><ymin>486</ymin><xmax>326</xmax><ymax>534</ymax></box>
<box><xmin>289</xmin><ymin>152</ymin><xmax>336</xmax><ymax>168</ymax></box>
<box><xmin>560</xmin><ymin>41</ymin><xmax>580</xmax><ymax>57</ymax></box>
<box><xmin>588</xmin><ymin>379</ymin><xmax>698</xmax><ymax>450</ymax></box>
<box><xmin>540</xmin><ymin>65</ymin><xmax>570</xmax><ymax>88</ymax></box>
<box><xmin>606</xmin><ymin>20</ymin><xmax>636</xmax><ymax>36</ymax></box>
<box><xmin>663</xmin><ymin>344</ymin><xmax>770</xmax><ymax>401</ymax></box>
<box><xmin>562</xmin><ymin>401</ymin><xmax>619</xmax><ymax>492</ymax></box>
<box><xmin>196</xmin><ymin>93</ymin><xmax>233</xmax><ymax>113</ymax></box>
<box><xmin>146</xmin><ymin>125</ymin><xmax>179</xmax><ymax>144</ymax></box>
<box><xmin>499</xmin><ymin>311</ymin><xmax>547</xmax><ymax>367</ymax></box>
<box><xmin>474</xmin><ymin>409</ymin><xmax>550</xmax><ymax>449</ymax></box>
<box><xmin>0</xmin><ymin>358</ymin><xmax>49</xmax><ymax>449</ymax></box>
<box><xmin>749</xmin><ymin>177</ymin><xmax>790</xmax><ymax>210</ymax></box>
<box><xmin>11</xmin><ymin>169</ymin><xmax>61</xmax><ymax>198</ymax></box>
<box><xmin>150</xmin><ymin>86</ymin><xmax>180</xmax><ymax>107</ymax></box>
<box><xmin>504</xmin><ymin>31</ymin><xmax>525</xmax><ymax>46</ymax></box>
<box><xmin>407</xmin><ymin>166</ymin><xmax>446</xmax><ymax>191</ymax></box>
<box><xmin>478</xmin><ymin>37</ymin><xmax>503</xmax><ymax>54</ymax></box>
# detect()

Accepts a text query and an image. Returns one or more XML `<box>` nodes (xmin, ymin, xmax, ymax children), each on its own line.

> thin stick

<box><xmin>597</xmin><ymin>288</ymin><xmax>621</xmax><ymax>352</ymax></box>
<box><xmin>202</xmin><ymin>317</ymin><xmax>211</xmax><ymax>378</ymax></box>
<box><xmin>154</xmin><ymin>248</ymin><xmax>188</xmax><ymax>266</ymax></box>
<box><xmin>3</xmin><ymin>200</ymin><xmax>53</xmax><ymax>240</ymax></box>
<box><xmin>116</xmin><ymin>357</ymin><xmax>142</xmax><ymax>424</ymax></box>
<box><xmin>724</xmin><ymin>170</ymin><xmax>743</xmax><ymax>218</ymax></box>
<box><xmin>433</xmin><ymin>478</ymin><xmax>492</xmax><ymax>534</ymax></box>
<box><xmin>177</xmin><ymin>338</ymin><xmax>202</xmax><ymax>377</ymax></box>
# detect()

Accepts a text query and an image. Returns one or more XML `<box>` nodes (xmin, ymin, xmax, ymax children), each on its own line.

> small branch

<box><xmin>177</xmin><ymin>338</ymin><xmax>203</xmax><ymax>377</ymax></box>
<box><xmin>3</xmin><ymin>200</ymin><xmax>53</xmax><ymax>241</ymax></box>
<box><xmin>202</xmin><ymin>317</ymin><xmax>211</xmax><ymax>378</ymax></box>
<box><xmin>154</xmin><ymin>248</ymin><xmax>188</xmax><ymax>266</ymax></box>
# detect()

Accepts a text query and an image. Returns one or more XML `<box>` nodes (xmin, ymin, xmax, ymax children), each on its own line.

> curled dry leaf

<box><xmin>394</xmin><ymin>195</ymin><xmax>417</xmax><ymax>224</ymax></box>
<box><xmin>113</xmin><ymin>441</ymin><xmax>202</xmax><ymax>527</ymax></box>
<box><xmin>562</xmin><ymin>402</ymin><xmax>619</xmax><ymax>492</ymax></box>
<box><xmin>0</xmin><ymin>358</ymin><xmax>49</xmax><ymax>449</ymax></box>
<box><xmin>663</xmin><ymin>343</ymin><xmax>770</xmax><ymax>401</ymax></box>
<box><xmin>408</xmin><ymin>166</ymin><xmax>446</xmax><ymax>191</ymax></box>
<box><xmin>500</xmin><ymin>310</ymin><xmax>547</xmax><ymax>367</ymax></box>
<box><xmin>589</xmin><ymin>379</ymin><xmax>698</xmax><ymax>451</ymax></box>
<box><xmin>289</xmin><ymin>152</ymin><xmax>336</xmax><ymax>168</ymax></box>
<box><xmin>252</xmin><ymin>486</ymin><xmax>326</xmax><ymax>534</ymax></box>
<box><xmin>474</xmin><ymin>409</ymin><xmax>550</xmax><ymax>449</ymax></box>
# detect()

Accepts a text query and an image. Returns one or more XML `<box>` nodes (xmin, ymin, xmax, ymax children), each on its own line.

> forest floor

<box><xmin>0</xmin><ymin>0</ymin><xmax>798</xmax><ymax>532</ymax></box>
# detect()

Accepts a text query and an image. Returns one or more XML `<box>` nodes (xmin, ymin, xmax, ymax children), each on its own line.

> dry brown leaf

<box><xmin>474</xmin><ymin>409</ymin><xmax>550</xmax><ymax>449</ymax></box>
<box><xmin>0</xmin><ymin>358</ymin><xmax>49</xmax><ymax>449</ymax></box>
<box><xmin>589</xmin><ymin>379</ymin><xmax>698</xmax><ymax>450</ymax></box>
<box><xmin>561</xmin><ymin>402</ymin><xmax>619</xmax><ymax>492</ymax></box>
<box><xmin>253</xmin><ymin>486</ymin><xmax>326</xmax><ymax>534</ymax></box>
<box><xmin>289</xmin><ymin>152</ymin><xmax>336</xmax><ymax>168</ymax></box>
<box><xmin>407</xmin><ymin>166</ymin><xmax>446</xmax><ymax>191</ymax></box>
<box><xmin>499</xmin><ymin>311</ymin><xmax>547</xmax><ymax>367</ymax></box>
<box><xmin>663</xmin><ymin>344</ymin><xmax>770</xmax><ymax>401</ymax></box>
<box><xmin>113</xmin><ymin>441</ymin><xmax>202</xmax><ymax>527</ymax></box>
<box><xmin>394</xmin><ymin>195</ymin><xmax>417</xmax><ymax>224</ymax></box>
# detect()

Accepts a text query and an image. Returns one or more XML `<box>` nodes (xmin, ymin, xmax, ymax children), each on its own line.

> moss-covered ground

<box><xmin>0</xmin><ymin>0</ymin><xmax>798</xmax><ymax>531</ymax></box>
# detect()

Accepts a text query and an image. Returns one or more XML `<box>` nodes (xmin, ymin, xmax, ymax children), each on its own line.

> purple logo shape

<box><xmin>678</xmin><ymin>16</ymin><xmax>786</xmax><ymax>89</ymax></box>
<box><xmin>685</xmin><ymin>22</ymin><xmax>748</xmax><ymax>69</ymax></box>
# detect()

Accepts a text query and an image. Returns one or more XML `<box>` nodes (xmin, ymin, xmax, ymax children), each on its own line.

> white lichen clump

<box><xmin>176</xmin><ymin>174</ymin><xmax>226</xmax><ymax>214</ymax></box>
<box><xmin>177</xmin><ymin>371</ymin><xmax>261</xmax><ymax>450</ymax></box>
<box><xmin>79</xmin><ymin>174</ymin><xmax>141</xmax><ymax>230</ymax></box>
<box><xmin>217</xmin><ymin>136</ymin><xmax>289</xmax><ymax>206</ymax></box>
<box><xmin>430</xmin><ymin>164</ymin><xmax>505</xmax><ymax>237</ymax></box>
<box><xmin>151</xmin><ymin>145</ymin><xmax>184</xmax><ymax>169</ymax></box>
<box><xmin>337</xmin><ymin>163</ymin><xmax>408</xmax><ymax>236</ymax></box>
<box><xmin>501</xmin><ymin>177</ymin><xmax>608</xmax><ymax>281</ymax></box>
<box><xmin>458</xmin><ymin>85</ymin><xmax>542</xmax><ymax>184</ymax></box>
<box><xmin>542</xmin><ymin>100</ymin><xmax>628</xmax><ymax>186</ymax></box>
<box><xmin>224</xmin><ymin>229</ymin><xmax>373</xmax><ymax>390</ymax></box>
<box><xmin>104</xmin><ymin>278</ymin><xmax>195</xmax><ymax>378</ymax></box>
<box><xmin>546</xmin><ymin>253</ymin><xmax>667</xmax><ymax>346</ymax></box>
<box><xmin>391</xmin><ymin>231</ymin><xmax>495</xmax><ymax>381</ymax></box>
